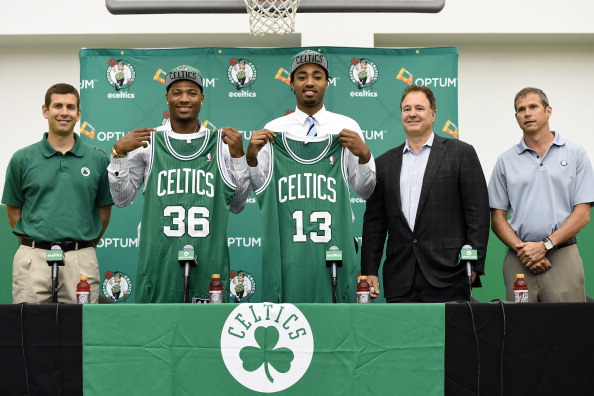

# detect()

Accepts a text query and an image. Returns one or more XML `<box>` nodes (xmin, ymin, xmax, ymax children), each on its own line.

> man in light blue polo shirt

<box><xmin>489</xmin><ymin>87</ymin><xmax>594</xmax><ymax>302</ymax></box>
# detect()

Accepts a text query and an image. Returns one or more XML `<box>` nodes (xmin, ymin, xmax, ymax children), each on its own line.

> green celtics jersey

<box><xmin>255</xmin><ymin>133</ymin><xmax>357</xmax><ymax>303</ymax></box>
<box><xmin>136</xmin><ymin>128</ymin><xmax>235</xmax><ymax>303</ymax></box>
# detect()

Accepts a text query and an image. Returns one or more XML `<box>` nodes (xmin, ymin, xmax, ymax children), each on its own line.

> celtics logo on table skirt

<box><xmin>221</xmin><ymin>303</ymin><xmax>314</xmax><ymax>393</ymax></box>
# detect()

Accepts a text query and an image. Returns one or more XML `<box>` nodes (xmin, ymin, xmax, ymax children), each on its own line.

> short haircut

<box><xmin>44</xmin><ymin>83</ymin><xmax>80</xmax><ymax>109</ymax></box>
<box><xmin>400</xmin><ymin>85</ymin><xmax>436</xmax><ymax>112</ymax></box>
<box><xmin>514</xmin><ymin>87</ymin><xmax>549</xmax><ymax>111</ymax></box>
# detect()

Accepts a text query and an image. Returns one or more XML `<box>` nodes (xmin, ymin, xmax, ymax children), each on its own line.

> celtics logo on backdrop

<box><xmin>229</xmin><ymin>270</ymin><xmax>256</xmax><ymax>302</ymax></box>
<box><xmin>227</xmin><ymin>58</ymin><xmax>257</xmax><ymax>90</ymax></box>
<box><xmin>349</xmin><ymin>57</ymin><xmax>379</xmax><ymax>90</ymax></box>
<box><xmin>106</xmin><ymin>59</ymin><xmax>136</xmax><ymax>91</ymax></box>
<box><xmin>102</xmin><ymin>271</ymin><xmax>132</xmax><ymax>302</ymax></box>
<box><xmin>221</xmin><ymin>303</ymin><xmax>314</xmax><ymax>393</ymax></box>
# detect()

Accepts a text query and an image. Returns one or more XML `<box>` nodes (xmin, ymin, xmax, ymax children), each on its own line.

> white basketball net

<box><xmin>244</xmin><ymin>0</ymin><xmax>301</xmax><ymax>36</ymax></box>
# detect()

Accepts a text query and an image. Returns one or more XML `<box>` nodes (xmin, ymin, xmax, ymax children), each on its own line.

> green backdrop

<box><xmin>79</xmin><ymin>46</ymin><xmax>460</xmax><ymax>303</ymax></box>
<box><xmin>2</xmin><ymin>46</ymin><xmax>590</xmax><ymax>303</ymax></box>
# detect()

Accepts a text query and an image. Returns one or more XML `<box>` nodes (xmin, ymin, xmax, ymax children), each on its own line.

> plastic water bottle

<box><xmin>209</xmin><ymin>274</ymin><xmax>223</xmax><ymax>303</ymax></box>
<box><xmin>76</xmin><ymin>276</ymin><xmax>91</xmax><ymax>304</ymax></box>
<box><xmin>513</xmin><ymin>274</ymin><xmax>528</xmax><ymax>303</ymax></box>
<box><xmin>357</xmin><ymin>275</ymin><xmax>371</xmax><ymax>303</ymax></box>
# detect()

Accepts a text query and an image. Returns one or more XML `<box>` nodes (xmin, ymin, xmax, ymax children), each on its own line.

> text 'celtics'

<box><xmin>157</xmin><ymin>169</ymin><xmax>214</xmax><ymax>197</ymax></box>
<box><xmin>226</xmin><ymin>303</ymin><xmax>308</xmax><ymax>340</ymax></box>
<box><xmin>278</xmin><ymin>174</ymin><xmax>337</xmax><ymax>203</ymax></box>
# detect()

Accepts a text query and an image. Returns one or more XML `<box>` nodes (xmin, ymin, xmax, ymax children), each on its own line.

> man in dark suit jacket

<box><xmin>361</xmin><ymin>85</ymin><xmax>490</xmax><ymax>302</ymax></box>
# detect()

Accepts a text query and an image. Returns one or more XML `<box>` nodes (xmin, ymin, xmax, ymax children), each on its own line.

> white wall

<box><xmin>1</xmin><ymin>0</ymin><xmax>594</xmax><ymax>188</ymax></box>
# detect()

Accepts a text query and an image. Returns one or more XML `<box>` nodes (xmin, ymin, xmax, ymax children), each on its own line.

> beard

<box><xmin>171</xmin><ymin>112</ymin><xmax>198</xmax><ymax>125</ymax></box>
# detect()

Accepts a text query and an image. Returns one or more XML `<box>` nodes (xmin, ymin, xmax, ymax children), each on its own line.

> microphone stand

<box><xmin>51</xmin><ymin>263</ymin><xmax>59</xmax><ymax>303</ymax></box>
<box><xmin>331</xmin><ymin>264</ymin><xmax>338</xmax><ymax>304</ymax></box>
<box><xmin>182</xmin><ymin>259</ymin><xmax>198</xmax><ymax>303</ymax></box>
<box><xmin>183</xmin><ymin>262</ymin><xmax>192</xmax><ymax>303</ymax></box>
<box><xmin>467</xmin><ymin>262</ymin><xmax>473</xmax><ymax>302</ymax></box>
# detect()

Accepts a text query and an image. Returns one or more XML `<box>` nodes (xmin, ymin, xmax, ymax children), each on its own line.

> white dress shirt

<box><xmin>400</xmin><ymin>133</ymin><xmax>433</xmax><ymax>230</ymax></box>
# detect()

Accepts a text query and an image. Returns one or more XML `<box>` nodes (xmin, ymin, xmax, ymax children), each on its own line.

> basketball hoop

<box><xmin>244</xmin><ymin>0</ymin><xmax>301</xmax><ymax>36</ymax></box>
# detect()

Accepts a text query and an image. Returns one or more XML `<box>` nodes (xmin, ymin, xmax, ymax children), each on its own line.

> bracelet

<box><xmin>110</xmin><ymin>146</ymin><xmax>127</xmax><ymax>159</ymax></box>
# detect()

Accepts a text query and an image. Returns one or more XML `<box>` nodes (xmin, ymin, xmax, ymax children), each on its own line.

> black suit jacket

<box><xmin>361</xmin><ymin>134</ymin><xmax>490</xmax><ymax>299</ymax></box>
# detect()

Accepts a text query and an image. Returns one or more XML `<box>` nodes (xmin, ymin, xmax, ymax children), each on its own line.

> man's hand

<box><xmin>515</xmin><ymin>241</ymin><xmax>547</xmax><ymax>267</ymax></box>
<box><xmin>246</xmin><ymin>129</ymin><xmax>276</xmax><ymax>167</ymax></box>
<box><xmin>6</xmin><ymin>205</ymin><xmax>21</xmax><ymax>229</ymax></box>
<box><xmin>220</xmin><ymin>127</ymin><xmax>244</xmax><ymax>158</ymax></box>
<box><xmin>527</xmin><ymin>257</ymin><xmax>552</xmax><ymax>274</ymax></box>
<box><xmin>113</xmin><ymin>128</ymin><xmax>155</xmax><ymax>155</ymax></box>
<box><xmin>366</xmin><ymin>275</ymin><xmax>381</xmax><ymax>299</ymax></box>
<box><xmin>338</xmin><ymin>129</ymin><xmax>371</xmax><ymax>164</ymax></box>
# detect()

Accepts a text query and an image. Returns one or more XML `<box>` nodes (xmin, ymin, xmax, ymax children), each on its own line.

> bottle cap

<box><xmin>516</xmin><ymin>274</ymin><xmax>524</xmax><ymax>279</ymax></box>
<box><xmin>80</xmin><ymin>275</ymin><xmax>88</xmax><ymax>281</ymax></box>
<box><xmin>360</xmin><ymin>275</ymin><xmax>368</xmax><ymax>280</ymax></box>
<box><xmin>212</xmin><ymin>274</ymin><xmax>220</xmax><ymax>279</ymax></box>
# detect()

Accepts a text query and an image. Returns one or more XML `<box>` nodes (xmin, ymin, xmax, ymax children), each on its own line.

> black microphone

<box><xmin>46</xmin><ymin>245</ymin><xmax>64</xmax><ymax>303</ymax></box>
<box><xmin>178</xmin><ymin>244</ymin><xmax>197</xmax><ymax>273</ymax></box>
<box><xmin>326</xmin><ymin>246</ymin><xmax>343</xmax><ymax>303</ymax></box>
<box><xmin>47</xmin><ymin>245</ymin><xmax>65</xmax><ymax>267</ymax></box>
<box><xmin>326</xmin><ymin>246</ymin><xmax>343</xmax><ymax>278</ymax></box>
<box><xmin>460</xmin><ymin>244</ymin><xmax>477</xmax><ymax>301</ymax></box>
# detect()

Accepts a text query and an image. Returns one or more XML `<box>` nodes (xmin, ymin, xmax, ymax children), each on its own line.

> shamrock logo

<box><xmin>239</xmin><ymin>326</ymin><xmax>294</xmax><ymax>383</ymax></box>
<box><xmin>221</xmin><ymin>303</ymin><xmax>314</xmax><ymax>393</ymax></box>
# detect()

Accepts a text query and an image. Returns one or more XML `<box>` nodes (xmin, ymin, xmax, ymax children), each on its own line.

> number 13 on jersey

<box><xmin>292</xmin><ymin>210</ymin><xmax>332</xmax><ymax>243</ymax></box>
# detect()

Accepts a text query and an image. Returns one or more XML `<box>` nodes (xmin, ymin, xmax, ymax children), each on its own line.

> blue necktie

<box><xmin>306</xmin><ymin>116</ymin><xmax>318</xmax><ymax>137</ymax></box>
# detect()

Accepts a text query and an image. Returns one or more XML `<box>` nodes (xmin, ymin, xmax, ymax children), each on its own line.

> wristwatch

<box><xmin>110</xmin><ymin>146</ymin><xmax>127</xmax><ymax>159</ymax></box>
<box><xmin>543</xmin><ymin>237</ymin><xmax>555</xmax><ymax>252</ymax></box>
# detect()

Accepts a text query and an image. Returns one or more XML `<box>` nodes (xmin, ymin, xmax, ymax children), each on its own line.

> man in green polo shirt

<box><xmin>2</xmin><ymin>83</ymin><xmax>113</xmax><ymax>304</ymax></box>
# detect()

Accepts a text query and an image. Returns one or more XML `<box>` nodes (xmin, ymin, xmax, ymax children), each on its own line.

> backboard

<box><xmin>106</xmin><ymin>0</ymin><xmax>445</xmax><ymax>14</ymax></box>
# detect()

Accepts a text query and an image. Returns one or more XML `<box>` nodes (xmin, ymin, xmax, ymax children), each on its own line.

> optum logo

<box><xmin>80</xmin><ymin>80</ymin><xmax>96</xmax><ymax>89</ymax></box>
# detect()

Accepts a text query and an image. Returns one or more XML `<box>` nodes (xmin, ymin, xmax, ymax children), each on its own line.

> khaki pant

<box><xmin>503</xmin><ymin>244</ymin><xmax>586</xmax><ymax>302</ymax></box>
<box><xmin>12</xmin><ymin>245</ymin><xmax>100</xmax><ymax>304</ymax></box>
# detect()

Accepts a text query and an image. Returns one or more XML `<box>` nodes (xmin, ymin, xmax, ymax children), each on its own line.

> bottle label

<box><xmin>210</xmin><ymin>290</ymin><xmax>223</xmax><ymax>304</ymax></box>
<box><xmin>77</xmin><ymin>291</ymin><xmax>90</xmax><ymax>304</ymax></box>
<box><xmin>357</xmin><ymin>291</ymin><xmax>370</xmax><ymax>304</ymax></box>
<box><xmin>514</xmin><ymin>290</ymin><xmax>528</xmax><ymax>303</ymax></box>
